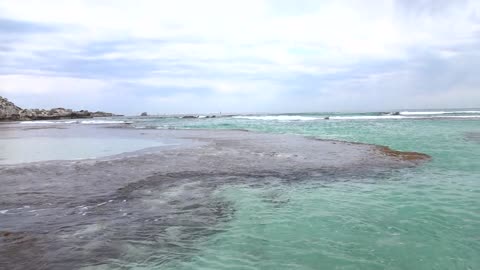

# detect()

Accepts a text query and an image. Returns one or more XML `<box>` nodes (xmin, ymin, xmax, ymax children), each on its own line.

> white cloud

<box><xmin>0</xmin><ymin>74</ymin><xmax>108</xmax><ymax>95</ymax></box>
<box><xmin>1</xmin><ymin>0</ymin><xmax>479</xmax><ymax>112</ymax></box>
<box><xmin>2</xmin><ymin>0</ymin><xmax>478</xmax><ymax>62</ymax></box>
<box><xmin>135</xmin><ymin>76</ymin><xmax>284</xmax><ymax>96</ymax></box>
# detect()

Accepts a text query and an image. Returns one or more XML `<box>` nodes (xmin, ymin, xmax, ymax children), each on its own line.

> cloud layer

<box><xmin>1</xmin><ymin>0</ymin><xmax>479</xmax><ymax>114</ymax></box>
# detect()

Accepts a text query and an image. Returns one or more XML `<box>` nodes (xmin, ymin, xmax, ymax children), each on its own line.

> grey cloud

<box><xmin>0</xmin><ymin>18</ymin><xmax>58</xmax><ymax>53</ymax></box>
<box><xmin>0</xmin><ymin>18</ymin><xmax>55</xmax><ymax>34</ymax></box>
<box><xmin>1</xmin><ymin>36</ymin><xmax>282</xmax><ymax>83</ymax></box>
<box><xmin>1</xmin><ymin>1</ymin><xmax>479</xmax><ymax>114</ymax></box>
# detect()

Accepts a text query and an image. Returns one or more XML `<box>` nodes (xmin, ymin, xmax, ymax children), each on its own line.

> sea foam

<box><xmin>233</xmin><ymin>115</ymin><xmax>319</xmax><ymax>121</ymax></box>
<box><xmin>233</xmin><ymin>114</ymin><xmax>480</xmax><ymax>121</ymax></box>
<box><xmin>400</xmin><ymin>110</ymin><xmax>480</xmax><ymax>115</ymax></box>
<box><xmin>20</xmin><ymin>121</ymin><xmax>64</xmax><ymax>124</ymax></box>
<box><xmin>79</xmin><ymin>120</ymin><xmax>130</xmax><ymax>124</ymax></box>
<box><xmin>19</xmin><ymin>120</ymin><xmax>129</xmax><ymax>125</ymax></box>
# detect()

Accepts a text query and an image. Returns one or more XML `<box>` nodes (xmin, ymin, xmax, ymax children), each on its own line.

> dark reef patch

<box><xmin>0</xmin><ymin>127</ymin><xmax>430</xmax><ymax>269</ymax></box>
<box><xmin>376</xmin><ymin>146</ymin><xmax>431</xmax><ymax>162</ymax></box>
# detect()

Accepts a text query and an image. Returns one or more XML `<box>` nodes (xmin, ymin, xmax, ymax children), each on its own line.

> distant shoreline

<box><xmin>0</xmin><ymin>96</ymin><xmax>120</xmax><ymax>121</ymax></box>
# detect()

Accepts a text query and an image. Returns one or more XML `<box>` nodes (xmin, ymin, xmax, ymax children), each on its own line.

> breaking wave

<box><xmin>232</xmin><ymin>114</ymin><xmax>480</xmax><ymax>121</ymax></box>
<box><xmin>399</xmin><ymin>110</ymin><xmax>480</xmax><ymax>115</ymax></box>
<box><xmin>19</xmin><ymin>120</ymin><xmax>131</xmax><ymax>125</ymax></box>
<box><xmin>232</xmin><ymin>115</ymin><xmax>319</xmax><ymax>121</ymax></box>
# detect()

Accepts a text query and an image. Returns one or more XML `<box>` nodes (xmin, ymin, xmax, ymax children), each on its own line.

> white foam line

<box><xmin>80</xmin><ymin>120</ymin><xmax>130</xmax><ymax>124</ymax></box>
<box><xmin>332</xmin><ymin>115</ymin><xmax>480</xmax><ymax>120</ymax></box>
<box><xmin>20</xmin><ymin>120</ymin><xmax>130</xmax><ymax>125</ymax></box>
<box><xmin>233</xmin><ymin>115</ymin><xmax>319</xmax><ymax>121</ymax></box>
<box><xmin>400</xmin><ymin>111</ymin><xmax>480</xmax><ymax>115</ymax></box>
<box><xmin>20</xmin><ymin>121</ymin><xmax>59</xmax><ymax>124</ymax></box>
<box><xmin>330</xmin><ymin>116</ymin><xmax>409</xmax><ymax>120</ymax></box>
<box><xmin>439</xmin><ymin>115</ymin><xmax>480</xmax><ymax>118</ymax></box>
<box><xmin>234</xmin><ymin>115</ymin><xmax>480</xmax><ymax>121</ymax></box>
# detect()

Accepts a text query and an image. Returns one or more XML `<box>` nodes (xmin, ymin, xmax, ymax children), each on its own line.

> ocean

<box><xmin>1</xmin><ymin>109</ymin><xmax>479</xmax><ymax>269</ymax></box>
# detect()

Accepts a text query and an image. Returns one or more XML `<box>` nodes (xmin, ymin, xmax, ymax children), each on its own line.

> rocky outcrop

<box><xmin>0</xmin><ymin>96</ymin><xmax>118</xmax><ymax>121</ymax></box>
<box><xmin>0</xmin><ymin>97</ymin><xmax>23</xmax><ymax>120</ymax></box>
<box><xmin>91</xmin><ymin>111</ymin><xmax>117</xmax><ymax>117</ymax></box>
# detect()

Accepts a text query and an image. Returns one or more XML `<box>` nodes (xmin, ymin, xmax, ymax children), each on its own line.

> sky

<box><xmin>0</xmin><ymin>0</ymin><xmax>480</xmax><ymax>115</ymax></box>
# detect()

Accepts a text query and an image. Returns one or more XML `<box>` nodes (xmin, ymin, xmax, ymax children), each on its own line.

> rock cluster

<box><xmin>0</xmin><ymin>97</ymin><xmax>22</xmax><ymax>120</ymax></box>
<box><xmin>0</xmin><ymin>96</ymin><xmax>117</xmax><ymax>121</ymax></box>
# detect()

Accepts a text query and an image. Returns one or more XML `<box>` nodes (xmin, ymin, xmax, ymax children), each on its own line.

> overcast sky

<box><xmin>1</xmin><ymin>0</ymin><xmax>479</xmax><ymax>114</ymax></box>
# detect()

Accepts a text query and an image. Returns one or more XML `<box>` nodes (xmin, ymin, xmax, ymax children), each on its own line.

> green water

<box><xmin>127</xmin><ymin>116</ymin><xmax>479</xmax><ymax>270</ymax></box>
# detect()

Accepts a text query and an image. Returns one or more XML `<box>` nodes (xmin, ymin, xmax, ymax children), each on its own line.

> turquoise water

<box><xmin>3</xmin><ymin>112</ymin><xmax>479</xmax><ymax>269</ymax></box>
<box><xmin>121</xmin><ymin>113</ymin><xmax>480</xmax><ymax>269</ymax></box>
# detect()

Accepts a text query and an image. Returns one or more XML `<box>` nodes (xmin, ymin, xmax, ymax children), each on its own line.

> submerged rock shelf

<box><xmin>0</xmin><ymin>126</ymin><xmax>430</xmax><ymax>269</ymax></box>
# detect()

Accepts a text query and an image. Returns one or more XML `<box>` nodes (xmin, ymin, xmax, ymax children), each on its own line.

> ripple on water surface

<box><xmin>0</xmin><ymin>121</ymin><xmax>479</xmax><ymax>270</ymax></box>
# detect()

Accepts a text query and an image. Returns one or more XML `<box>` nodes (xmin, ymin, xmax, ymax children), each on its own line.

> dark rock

<box><xmin>0</xmin><ymin>97</ymin><xmax>22</xmax><ymax>120</ymax></box>
<box><xmin>91</xmin><ymin>111</ymin><xmax>116</xmax><ymax>117</ymax></box>
<box><xmin>181</xmin><ymin>115</ymin><xmax>198</xmax><ymax>119</ymax></box>
<box><xmin>0</xmin><ymin>96</ymin><xmax>118</xmax><ymax>121</ymax></box>
<box><xmin>140</xmin><ymin>112</ymin><xmax>148</xmax><ymax>117</ymax></box>
<box><xmin>70</xmin><ymin>111</ymin><xmax>92</xmax><ymax>118</ymax></box>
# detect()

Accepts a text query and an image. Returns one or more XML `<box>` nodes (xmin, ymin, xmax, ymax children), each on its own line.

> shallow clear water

<box><xmin>0</xmin><ymin>137</ymin><xmax>167</xmax><ymax>164</ymax></box>
<box><xmin>2</xmin><ymin>111</ymin><xmax>480</xmax><ymax>269</ymax></box>
<box><xmin>121</xmin><ymin>113</ymin><xmax>480</xmax><ymax>269</ymax></box>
